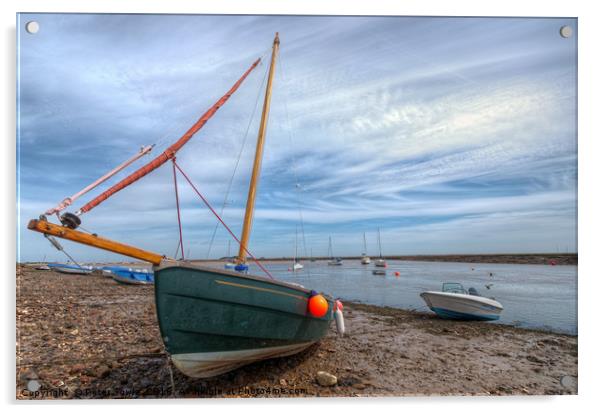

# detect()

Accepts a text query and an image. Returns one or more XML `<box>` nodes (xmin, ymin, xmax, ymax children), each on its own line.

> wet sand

<box><xmin>16</xmin><ymin>264</ymin><xmax>577</xmax><ymax>398</ymax></box>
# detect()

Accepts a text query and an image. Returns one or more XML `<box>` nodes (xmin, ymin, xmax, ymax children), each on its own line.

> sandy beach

<box><xmin>16</xmin><ymin>264</ymin><xmax>577</xmax><ymax>398</ymax></box>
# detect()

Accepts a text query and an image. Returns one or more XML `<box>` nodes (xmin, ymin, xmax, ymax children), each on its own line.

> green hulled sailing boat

<box><xmin>29</xmin><ymin>33</ymin><xmax>338</xmax><ymax>378</ymax></box>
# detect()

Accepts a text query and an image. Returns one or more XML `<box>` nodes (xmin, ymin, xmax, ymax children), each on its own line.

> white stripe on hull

<box><xmin>420</xmin><ymin>292</ymin><xmax>503</xmax><ymax>317</ymax></box>
<box><xmin>171</xmin><ymin>341</ymin><xmax>315</xmax><ymax>378</ymax></box>
<box><xmin>55</xmin><ymin>267</ymin><xmax>92</xmax><ymax>275</ymax></box>
<box><xmin>111</xmin><ymin>274</ymin><xmax>152</xmax><ymax>285</ymax></box>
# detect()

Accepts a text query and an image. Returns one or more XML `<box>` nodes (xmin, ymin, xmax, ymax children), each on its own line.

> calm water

<box><xmin>233</xmin><ymin>259</ymin><xmax>577</xmax><ymax>335</ymax></box>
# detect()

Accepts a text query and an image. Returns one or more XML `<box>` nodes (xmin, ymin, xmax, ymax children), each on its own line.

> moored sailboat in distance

<box><xmin>361</xmin><ymin>232</ymin><xmax>371</xmax><ymax>265</ymax></box>
<box><xmin>290</xmin><ymin>226</ymin><xmax>303</xmax><ymax>271</ymax></box>
<box><xmin>374</xmin><ymin>228</ymin><xmax>387</xmax><ymax>268</ymax></box>
<box><xmin>28</xmin><ymin>33</ymin><xmax>340</xmax><ymax>378</ymax></box>
<box><xmin>327</xmin><ymin>236</ymin><xmax>343</xmax><ymax>266</ymax></box>
<box><xmin>35</xmin><ymin>255</ymin><xmax>50</xmax><ymax>270</ymax></box>
<box><xmin>224</xmin><ymin>240</ymin><xmax>236</xmax><ymax>270</ymax></box>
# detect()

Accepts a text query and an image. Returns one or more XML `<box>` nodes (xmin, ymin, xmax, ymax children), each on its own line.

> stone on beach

<box><xmin>316</xmin><ymin>371</ymin><xmax>337</xmax><ymax>386</ymax></box>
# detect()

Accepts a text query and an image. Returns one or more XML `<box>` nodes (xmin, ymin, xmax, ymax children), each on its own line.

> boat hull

<box><xmin>420</xmin><ymin>291</ymin><xmax>503</xmax><ymax>321</ymax></box>
<box><xmin>112</xmin><ymin>273</ymin><xmax>154</xmax><ymax>285</ymax></box>
<box><xmin>154</xmin><ymin>262</ymin><xmax>334</xmax><ymax>378</ymax></box>
<box><xmin>172</xmin><ymin>341</ymin><xmax>314</xmax><ymax>378</ymax></box>
<box><xmin>48</xmin><ymin>264</ymin><xmax>93</xmax><ymax>275</ymax></box>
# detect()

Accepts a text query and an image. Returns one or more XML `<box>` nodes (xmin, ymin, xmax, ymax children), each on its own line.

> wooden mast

<box><xmin>237</xmin><ymin>33</ymin><xmax>280</xmax><ymax>265</ymax></box>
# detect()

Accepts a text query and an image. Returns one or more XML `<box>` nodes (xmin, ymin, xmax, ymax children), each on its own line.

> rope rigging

<box><xmin>75</xmin><ymin>57</ymin><xmax>261</xmax><ymax>216</ymax></box>
<box><xmin>172</xmin><ymin>160</ymin><xmax>274</xmax><ymax>279</ymax></box>
<box><xmin>171</xmin><ymin>159</ymin><xmax>185</xmax><ymax>260</ymax></box>
<box><xmin>205</xmin><ymin>56</ymin><xmax>271</xmax><ymax>259</ymax></box>
<box><xmin>277</xmin><ymin>53</ymin><xmax>311</xmax><ymax>270</ymax></box>
<box><xmin>37</xmin><ymin>48</ymin><xmax>280</xmax><ymax>277</ymax></box>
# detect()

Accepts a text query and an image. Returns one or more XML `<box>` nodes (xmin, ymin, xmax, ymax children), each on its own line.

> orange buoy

<box><xmin>394</xmin><ymin>271</ymin><xmax>400</xmax><ymax>276</ymax></box>
<box><xmin>308</xmin><ymin>294</ymin><xmax>329</xmax><ymax>317</ymax></box>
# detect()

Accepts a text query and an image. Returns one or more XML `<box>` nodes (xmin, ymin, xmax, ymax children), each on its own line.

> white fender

<box><xmin>335</xmin><ymin>308</ymin><xmax>345</xmax><ymax>335</ymax></box>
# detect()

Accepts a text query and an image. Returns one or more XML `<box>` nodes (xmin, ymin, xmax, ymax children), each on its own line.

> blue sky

<box><xmin>17</xmin><ymin>14</ymin><xmax>577</xmax><ymax>262</ymax></box>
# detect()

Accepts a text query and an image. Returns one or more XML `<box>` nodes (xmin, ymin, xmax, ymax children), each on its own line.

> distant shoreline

<box><xmin>209</xmin><ymin>253</ymin><xmax>578</xmax><ymax>266</ymax></box>
<box><xmin>21</xmin><ymin>253</ymin><xmax>577</xmax><ymax>266</ymax></box>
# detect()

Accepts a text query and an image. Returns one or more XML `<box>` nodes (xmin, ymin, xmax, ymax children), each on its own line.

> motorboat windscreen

<box><xmin>442</xmin><ymin>282</ymin><xmax>467</xmax><ymax>294</ymax></box>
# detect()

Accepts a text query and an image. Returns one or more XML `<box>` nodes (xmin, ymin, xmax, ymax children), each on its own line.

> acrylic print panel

<box><xmin>16</xmin><ymin>14</ymin><xmax>577</xmax><ymax>399</ymax></box>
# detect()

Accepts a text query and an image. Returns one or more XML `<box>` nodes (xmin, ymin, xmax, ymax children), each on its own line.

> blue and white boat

<box><xmin>420</xmin><ymin>282</ymin><xmax>503</xmax><ymax>321</ymax></box>
<box><xmin>106</xmin><ymin>267</ymin><xmax>154</xmax><ymax>285</ymax></box>
<box><xmin>100</xmin><ymin>265</ymin><xmax>129</xmax><ymax>277</ymax></box>
<box><xmin>48</xmin><ymin>263</ymin><xmax>93</xmax><ymax>275</ymax></box>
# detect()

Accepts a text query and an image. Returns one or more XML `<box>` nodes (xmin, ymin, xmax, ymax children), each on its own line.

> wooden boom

<box><xmin>28</xmin><ymin>219</ymin><xmax>165</xmax><ymax>265</ymax></box>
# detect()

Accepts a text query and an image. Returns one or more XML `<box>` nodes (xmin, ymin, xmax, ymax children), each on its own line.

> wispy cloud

<box><xmin>17</xmin><ymin>14</ymin><xmax>577</xmax><ymax>262</ymax></box>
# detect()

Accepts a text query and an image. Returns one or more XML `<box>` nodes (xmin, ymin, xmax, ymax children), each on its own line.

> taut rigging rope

<box><xmin>205</xmin><ymin>57</ymin><xmax>271</xmax><ymax>259</ymax></box>
<box><xmin>172</xmin><ymin>160</ymin><xmax>274</xmax><ymax>279</ymax></box>
<box><xmin>277</xmin><ymin>54</ymin><xmax>310</xmax><ymax>272</ymax></box>
<box><xmin>171</xmin><ymin>159</ymin><xmax>185</xmax><ymax>260</ymax></box>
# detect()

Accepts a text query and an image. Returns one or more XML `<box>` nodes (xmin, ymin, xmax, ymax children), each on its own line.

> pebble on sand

<box><xmin>316</xmin><ymin>371</ymin><xmax>337</xmax><ymax>387</ymax></box>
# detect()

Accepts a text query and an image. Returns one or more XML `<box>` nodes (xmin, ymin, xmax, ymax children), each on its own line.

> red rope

<box><xmin>78</xmin><ymin>58</ymin><xmax>261</xmax><ymax>215</ymax></box>
<box><xmin>172</xmin><ymin>159</ymin><xmax>185</xmax><ymax>260</ymax></box>
<box><xmin>172</xmin><ymin>160</ymin><xmax>274</xmax><ymax>280</ymax></box>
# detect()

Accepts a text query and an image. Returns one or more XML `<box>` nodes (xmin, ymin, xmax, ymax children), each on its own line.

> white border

<box><xmin>4</xmin><ymin>0</ymin><xmax>600</xmax><ymax>411</ymax></box>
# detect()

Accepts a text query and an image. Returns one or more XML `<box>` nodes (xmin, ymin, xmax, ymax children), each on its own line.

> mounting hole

<box><xmin>25</xmin><ymin>21</ymin><xmax>39</xmax><ymax>34</ymax></box>
<box><xmin>559</xmin><ymin>25</ymin><xmax>573</xmax><ymax>38</ymax></box>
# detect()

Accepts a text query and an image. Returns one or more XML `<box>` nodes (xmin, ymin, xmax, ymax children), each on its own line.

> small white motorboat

<box><xmin>420</xmin><ymin>282</ymin><xmax>503</xmax><ymax>321</ymax></box>
<box><xmin>35</xmin><ymin>265</ymin><xmax>50</xmax><ymax>271</ymax></box>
